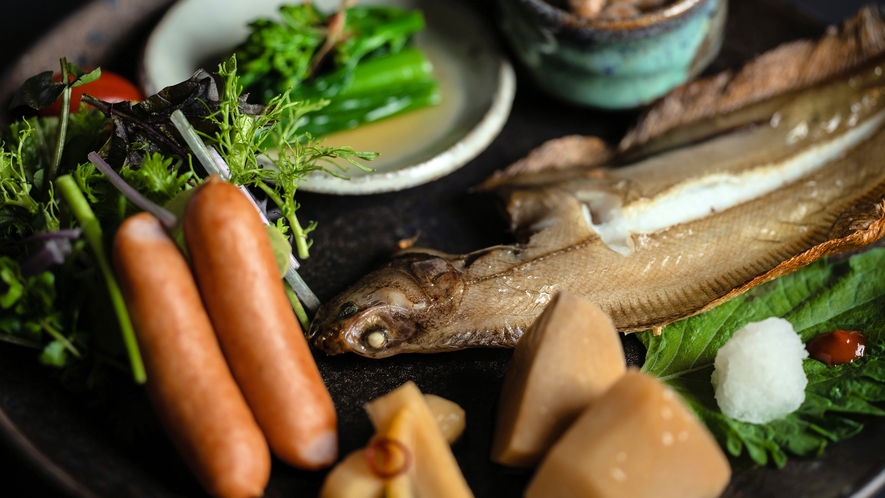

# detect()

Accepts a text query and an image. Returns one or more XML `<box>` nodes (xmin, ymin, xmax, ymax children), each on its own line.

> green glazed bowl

<box><xmin>499</xmin><ymin>0</ymin><xmax>727</xmax><ymax>109</ymax></box>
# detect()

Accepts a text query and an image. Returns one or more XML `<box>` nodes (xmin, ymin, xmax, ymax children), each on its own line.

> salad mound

<box><xmin>0</xmin><ymin>56</ymin><xmax>374</xmax><ymax>382</ymax></box>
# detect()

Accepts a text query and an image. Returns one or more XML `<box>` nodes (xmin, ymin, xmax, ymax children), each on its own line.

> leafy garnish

<box><xmin>90</xmin><ymin>152</ymin><xmax>179</xmax><ymax>230</ymax></box>
<box><xmin>0</xmin><ymin>73</ymin><xmax>133</xmax><ymax>378</ymax></box>
<box><xmin>208</xmin><ymin>56</ymin><xmax>376</xmax><ymax>259</ymax></box>
<box><xmin>9</xmin><ymin>63</ymin><xmax>100</xmax><ymax>112</ymax></box>
<box><xmin>120</xmin><ymin>152</ymin><xmax>193</xmax><ymax>205</ymax></box>
<box><xmin>0</xmin><ymin>256</ymin><xmax>81</xmax><ymax>366</ymax></box>
<box><xmin>641</xmin><ymin>248</ymin><xmax>885</xmax><ymax>466</ymax></box>
<box><xmin>0</xmin><ymin>126</ymin><xmax>41</xmax><ymax>218</ymax></box>
<box><xmin>81</xmin><ymin>70</ymin><xmax>225</xmax><ymax>170</ymax></box>
<box><xmin>10</xmin><ymin>59</ymin><xmax>102</xmax><ymax>186</ymax></box>
<box><xmin>5</xmin><ymin>109</ymin><xmax>110</xmax><ymax>180</ymax></box>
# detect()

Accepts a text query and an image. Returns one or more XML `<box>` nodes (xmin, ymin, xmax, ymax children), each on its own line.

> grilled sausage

<box><xmin>184</xmin><ymin>177</ymin><xmax>338</xmax><ymax>469</ymax></box>
<box><xmin>113</xmin><ymin>212</ymin><xmax>270</xmax><ymax>498</ymax></box>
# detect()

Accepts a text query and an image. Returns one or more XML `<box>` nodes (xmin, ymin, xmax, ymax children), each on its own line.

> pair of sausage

<box><xmin>113</xmin><ymin>178</ymin><xmax>337</xmax><ymax>497</ymax></box>
<box><xmin>184</xmin><ymin>177</ymin><xmax>339</xmax><ymax>469</ymax></box>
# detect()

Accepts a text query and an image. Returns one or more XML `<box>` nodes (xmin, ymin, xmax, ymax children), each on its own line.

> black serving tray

<box><xmin>1</xmin><ymin>0</ymin><xmax>884</xmax><ymax>496</ymax></box>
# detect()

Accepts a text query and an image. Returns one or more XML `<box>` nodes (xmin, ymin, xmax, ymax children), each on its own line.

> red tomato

<box><xmin>39</xmin><ymin>70</ymin><xmax>143</xmax><ymax>116</ymax></box>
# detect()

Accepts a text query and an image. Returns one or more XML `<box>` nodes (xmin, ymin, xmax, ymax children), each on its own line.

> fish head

<box><xmin>309</xmin><ymin>251</ymin><xmax>464</xmax><ymax>358</ymax></box>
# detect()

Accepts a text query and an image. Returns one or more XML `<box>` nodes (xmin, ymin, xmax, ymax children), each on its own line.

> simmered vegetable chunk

<box><xmin>491</xmin><ymin>291</ymin><xmax>626</xmax><ymax>467</ymax></box>
<box><xmin>526</xmin><ymin>370</ymin><xmax>731</xmax><ymax>498</ymax></box>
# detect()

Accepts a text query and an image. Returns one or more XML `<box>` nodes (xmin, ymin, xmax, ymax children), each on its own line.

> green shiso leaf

<box><xmin>640</xmin><ymin>248</ymin><xmax>885</xmax><ymax>467</ymax></box>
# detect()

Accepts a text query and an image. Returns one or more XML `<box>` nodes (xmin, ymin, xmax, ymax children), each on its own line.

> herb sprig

<box><xmin>208</xmin><ymin>56</ymin><xmax>376</xmax><ymax>259</ymax></box>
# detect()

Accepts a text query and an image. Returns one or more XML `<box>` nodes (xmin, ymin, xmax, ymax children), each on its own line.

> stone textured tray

<box><xmin>1</xmin><ymin>0</ymin><xmax>883</xmax><ymax>496</ymax></box>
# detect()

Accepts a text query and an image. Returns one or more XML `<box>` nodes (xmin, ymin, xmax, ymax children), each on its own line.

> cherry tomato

<box><xmin>39</xmin><ymin>69</ymin><xmax>142</xmax><ymax>116</ymax></box>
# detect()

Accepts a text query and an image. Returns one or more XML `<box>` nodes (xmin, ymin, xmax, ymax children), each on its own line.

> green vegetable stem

<box><xmin>8</xmin><ymin>57</ymin><xmax>101</xmax><ymax>189</ymax></box>
<box><xmin>295</xmin><ymin>48</ymin><xmax>440</xmax><ymax>136</ymax></box>
<box><xmin>48</xmin><ymin>60</ymin><xmax>72</xmax><ymax>188</ymax></box>
<box><xmin>55</xmin><ymin>175</ymin><xmax>146</xmax><ymax>384</ymax></box>
<box><xmin>235</xmin><ymin>4</ymin><xmax>440</xmax><ymax>137</ymax></box>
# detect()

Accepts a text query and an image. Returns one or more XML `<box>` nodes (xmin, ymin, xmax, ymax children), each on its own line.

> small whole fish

<box><xmin>309</xmin><ymin>8</ymin><xmax>885</xmax><ymax>358</ymax></box>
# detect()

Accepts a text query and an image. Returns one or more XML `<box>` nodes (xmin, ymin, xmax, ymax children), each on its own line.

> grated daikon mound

<box><xmin>711</xmin><ymin>317</ymin><xmax>808</xmax><ymax>424</ymax></box>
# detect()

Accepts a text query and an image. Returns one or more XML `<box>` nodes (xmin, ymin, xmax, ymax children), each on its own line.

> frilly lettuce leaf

<box><xmin>640</xmin><ymin>248</ymin><xmax>885</xmax><ymax>467</ymax></box>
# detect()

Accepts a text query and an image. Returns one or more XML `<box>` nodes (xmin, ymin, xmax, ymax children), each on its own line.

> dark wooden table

<box><xmin>0</xmin><ymin>0</ymin><xmax>878</xmax><ymax>496</ymax></box>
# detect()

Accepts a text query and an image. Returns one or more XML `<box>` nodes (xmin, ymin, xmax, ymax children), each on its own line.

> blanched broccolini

<box><xmin>234</xmin><ymin>4</ymin><xmax>441</xmax><ymax>137</ymax></box>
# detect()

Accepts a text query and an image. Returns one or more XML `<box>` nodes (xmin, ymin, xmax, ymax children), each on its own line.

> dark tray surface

<box><xmin>0</xmin><ymin>0</ymin><xmax>881</xmax><ymax>496</ymax></box>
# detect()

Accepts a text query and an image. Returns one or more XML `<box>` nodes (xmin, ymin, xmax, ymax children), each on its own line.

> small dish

<box><xmin>498</xmin><ymin>0</ymin><xmax>727</xmax><ymax>109</ymax></box>
<box><xmin>141</xmin><ymin>0</ymin><xmax>515</xmax><ymax>195</ymax></box>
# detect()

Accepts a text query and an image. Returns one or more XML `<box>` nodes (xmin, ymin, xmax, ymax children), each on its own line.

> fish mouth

<box><xmin>307</xmin><ymin>310</ymin><xmax>359</xmax><ymax>355</ymax></box>
<box><xmin>307</xmin><ymin>322</ymin><xmax>329</xmax><ymax>350</ymax></box>
<box><xmin>308</xmin><ymin>326</ymin><xmax>350</xmax><ymax>356</ymax></box>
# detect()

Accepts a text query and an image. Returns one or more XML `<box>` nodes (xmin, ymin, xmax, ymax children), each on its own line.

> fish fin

<box><xmin>673</xmin><ymin>197</ymin><xmax>885</xmax><ymax>331</ymax></box>
<box><xmin>620</xmin><ymin>6</ymin><xmax>885</xmax><ymax>155</ymax></box>
<box><xmin>476</xmin><ymin>135</ymin><xmax>613</xmax><ymax>191</ymax></box>
<box><xmin>501</xmin><ymin>186</ymin><xmax>601</xmax><ymax>258</ymax></box>
<box><xmin>383</xmin><ymin>250</ymin><xmax>466</xmax><ymax>301</ymax></box>
<box><xmin>828</xmin><ymin>200</ymin><xmax>885</xmax><ymax>240</ymax></box>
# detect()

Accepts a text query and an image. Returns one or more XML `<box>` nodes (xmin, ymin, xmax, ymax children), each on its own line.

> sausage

<box><xmin>113</xmin><ymin>212</ymin><xmax>270</xmax><ymax>498</ymax></box>
<box><xmin>183</xmin><ymin>177</ymin><xmax>338</xmax><ymax>469</ymax></box>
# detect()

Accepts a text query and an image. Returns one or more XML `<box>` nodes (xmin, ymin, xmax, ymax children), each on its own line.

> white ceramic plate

<box><xmin>141</xmin><ymin>0</ymin><xmax>515</xmax><ymax>194</ymax></box>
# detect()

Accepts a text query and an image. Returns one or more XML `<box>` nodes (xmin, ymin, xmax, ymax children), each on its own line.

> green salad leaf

<box><xmin>0</xmin><ymin>256</ymin><xmax>83</xmax><ymax>366</ymax></box>
<box><xmin>640</xmin><ymin>248</ymin><xmax>885</xmax><ymax>467</ymax></box>
<box><xmin>120</xmin><ymin>152</ymin><xmax>193</xmax><ymax>205</ymax></box>
<box><xmin>9</xmin><ymin>64</ymin><xmax>100</xmax><ymax>112</ymax></box>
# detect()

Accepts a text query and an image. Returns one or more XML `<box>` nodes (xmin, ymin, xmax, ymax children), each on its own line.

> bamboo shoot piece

<box><xmin>491</xmin><ymin>291</ymin><xmax>626</xmax><ymax>467</ymax></box>
<box><xmin>365</xmin><ymin>382</ymin><xmax>473</xmax><ymax>498</ymax></box>
<box><xmin>321</xmin><ymin>387</ymin><xmax>471</xmax><ymax>498</ymax></box>
<box><xmin>526</xmin><ymin>369</ymin><xmax>730</xmax><ymax>498</ymax></box>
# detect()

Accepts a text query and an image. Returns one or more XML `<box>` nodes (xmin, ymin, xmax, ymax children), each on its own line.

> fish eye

<box><xmin>364</xmin><ymin>326</ymin><xmax>388</xmax><ymax>350</ymax></box>
<box><xmin>338</xmin><ymin>302</ymin><xmax>359</xmax><ymax>319</ymax></box>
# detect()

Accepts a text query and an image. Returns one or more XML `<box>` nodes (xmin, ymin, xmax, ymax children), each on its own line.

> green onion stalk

<box><xmin>55</xmin><ymin>175</ymin><xmax>146</xmax><ymax>384</ymax></box>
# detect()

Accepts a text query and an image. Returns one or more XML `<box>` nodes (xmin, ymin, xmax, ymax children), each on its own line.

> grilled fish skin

<box><xmin>309</xmin><ymin>8</ymin><xmax>885</xmax><ymax>358</ymax></box>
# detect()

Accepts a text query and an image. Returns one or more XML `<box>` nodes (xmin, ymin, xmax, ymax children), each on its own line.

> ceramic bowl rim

<box><xmin>513</xmin><ymin>0</ymin><xmax>709</xmax><ymax>33</ymax></box>
<box><xmin>140</xmin><ymin>0</ymin><xmax>516</xmax><ymax>196</ymax></box>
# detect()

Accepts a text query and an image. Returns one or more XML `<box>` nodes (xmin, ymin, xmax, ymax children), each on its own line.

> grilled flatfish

<box><xmin>310</xmin><ymin>8</ymin><xmax>885</xmax><ymax>358</ymax></box>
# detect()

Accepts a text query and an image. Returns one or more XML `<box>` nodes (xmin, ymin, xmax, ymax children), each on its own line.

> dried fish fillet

<box><xmin>309</xmin><ymin>8</ymin><xmax>885</xmax><ymax>358</ymax></box>
<box><xmin>620</xmin><ymin>7</ymin><xmax>885</xmax><ymax>157</ymax></box>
